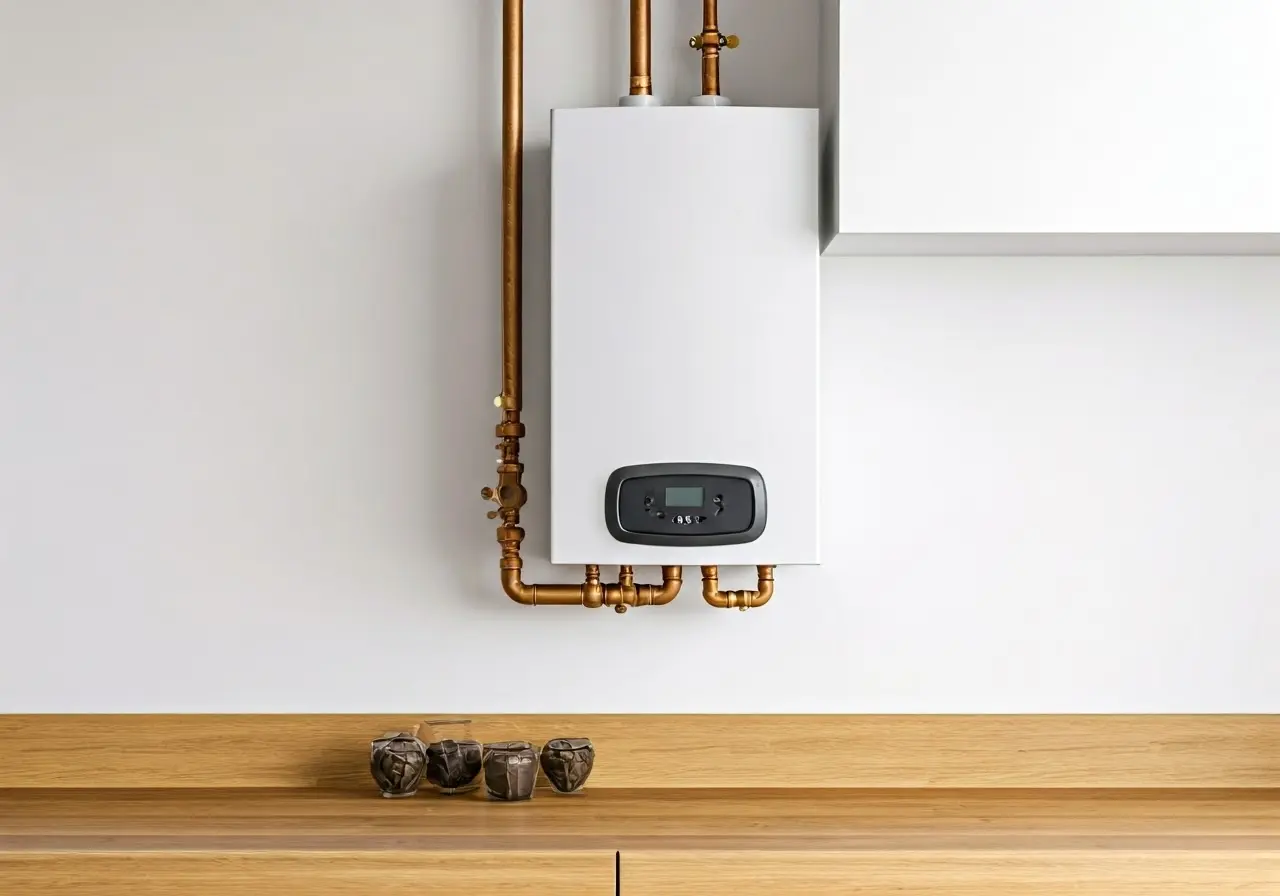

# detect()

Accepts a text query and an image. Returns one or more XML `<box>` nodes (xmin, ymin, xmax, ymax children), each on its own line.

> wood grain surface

<box><xmin>5</xmin><ymin>788</ymin><xmax>1280</xmax><ymax>894</ymax></box>
<box><xmin>621</xmin><ymin>850</ymin><xmax>1280</xmax><ymax>895</ymax></box>
<box><xmin>3</xmin><ymin>788</ymin><xmax>1279</xmax><ymax>851</ymax></box>
<box><xmin>0</xmin><ymin>851</ymin><xmax>614</xmax><ymax>895</ymax></box>
<box><xmin>3</xmin><ymin>714</ymin><xmax>1278</xmax><ymax>789</ymax></box>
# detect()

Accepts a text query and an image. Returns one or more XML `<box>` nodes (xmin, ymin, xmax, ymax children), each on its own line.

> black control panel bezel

<box><xmin>604</xmin><ymin>462</ymin><xmax>767</xmax><ymax>547</ymax></box>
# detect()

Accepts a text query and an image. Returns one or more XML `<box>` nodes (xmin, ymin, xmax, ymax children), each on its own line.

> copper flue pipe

<box><xmin>500</xmin><ymin>0</ymin><xmax>523</xmax><ymax>413</ymax></box>
<box><xmin>701</xmin><ymin>565</ymin><xmax>774</xmax><ymax>609</ymax></box>
<box><xmin>629</xmin><ymin>0</ymin><xmax>652</xmax><ymax>95</ymax></box>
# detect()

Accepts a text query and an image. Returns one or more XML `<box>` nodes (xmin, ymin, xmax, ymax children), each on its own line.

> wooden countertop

<box><xmin>5</xmin><ymin>787</ymin><xmax>1280</xmax><ymax>852</ymax></box>
<box><xmin>6</xmin><ymin>718</ymin><xmax>1279</xmax><ymax>892</ymax></box>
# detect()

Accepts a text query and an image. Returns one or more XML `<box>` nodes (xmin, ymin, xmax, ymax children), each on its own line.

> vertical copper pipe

<box><xmin>629</xmin><ymin>0</ymin><xmax>652</xmax><ymax>95</ymax></box>
<box><xmin>700</xmin><ymin>0</ymin><xmax>720</xmax><ymax>95</ymax></box>
<box><xmin>490</xmin><ymin>0</ymin><xmax>688</xmax><ymax>610</ymax></box>
<box><xmin>501</xmin><ymin>0</ymin><xmax>523</xmax><ymax>413</ymax></box>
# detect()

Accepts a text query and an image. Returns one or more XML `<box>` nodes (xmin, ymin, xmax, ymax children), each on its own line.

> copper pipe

<box><xmin>501</xmin><ymin>560</ymin><xmax>607</xmax><ymax>607</ymax></box>
<box><xmin>690</xmin><ymin>0</ymin><xmax>737</xmax><ymax>97</ymax></box>
<box><xmin>699</xmin><ymin>0</ymin><xmax>720</xmax><ymax>95</ymax></box>
<box><xmin>629</xmin><ymin>0</ymin><xmax>652</xmax><ymax>96</ymax></box>
<box><xmin>701</xmin><ymin>565</ymin><xmax>774</xmax><ymax>610</ymax></box>
<box><xmin>583</xmin><ymin>564</ymin><xmax>605</xmax><ymax>609</ymax></box>
<box><xmin>490</xmin><ymin>0</ymin><xmax>681</xmax><ymax>610</ymax></box>
<box><xmin>604</xmin><ymin>566</ymin><xmax>682</xmax><ymax>612</ymax></box>
<box><xmin>499</xmin><ymin>540</ymin><xmax>682</xmax><ymax>611</ymax></box>
<box><xmin>639</xmin><ymin>566</ymin><xmax>684</xmax><ymax>608</ymax></box>
<box><xmin>500</xmin><ymin>0</ymin><xmax>523</xmax><ymax>413</ymax></box>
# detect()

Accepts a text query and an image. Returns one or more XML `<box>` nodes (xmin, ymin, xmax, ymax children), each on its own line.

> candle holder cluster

<box><xmin>370</xmin><ymin>720</ymin><xmax>594</xmax><ymax>801</ymax></box>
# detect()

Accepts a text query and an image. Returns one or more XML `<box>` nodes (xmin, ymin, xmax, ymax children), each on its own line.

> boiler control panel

<box><xmin>604</xmin><ymin>463</ymin><xmax>766</xmax><ymax>547</ymax></box>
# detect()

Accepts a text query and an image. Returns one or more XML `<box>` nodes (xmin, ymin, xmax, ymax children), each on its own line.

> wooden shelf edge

<box><xmin>3</xmin><ymin>786</ymin><xmax>1280</xmax><ymax>854</ymax></box>
<box><xmin>4</xmin><ymin>714</ymin><xmax>1278</xmax><ymax>790</ymax></box>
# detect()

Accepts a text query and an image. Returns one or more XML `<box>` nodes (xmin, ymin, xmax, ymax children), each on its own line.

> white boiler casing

<box><xmin>549</xmin><ymin>107</ymin><xmax>820</xmax><ymax>566</ymax></box>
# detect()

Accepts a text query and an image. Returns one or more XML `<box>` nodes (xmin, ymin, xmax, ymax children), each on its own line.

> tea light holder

<box><xmin>369</xmin><ymin>731</ymin><xmax>427</xmax><ymax>798</ymax></box>
<box><xmin>482</xmin><ymin>741</ymin><xmax>538</xmax><ymax>801</ymax></box>
<box><xmin>423</xmin><ymin>718</ymin><xmax>483</xmax><ymax>794</ymax></box>
<box><xmin>539</xmin><ymin>738</ymin><xmax>595</xmax><ymax>794</ymax></box>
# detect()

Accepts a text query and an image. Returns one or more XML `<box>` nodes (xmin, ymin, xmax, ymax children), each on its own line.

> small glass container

<box><xmin>369</xmin><ymin>731</ymin><xmax>427</xmax><ymax>798</ymax></box>
<box><xmin>422</xmin><ymin>719</ymin><xmax>482</xmax><ymax>794</ymax></box>
<box><xmin>482</xmin><ymin>741</ymin><xmax>538</xmax><ymax>801</ymax></box>
<box><xmin>539</xmin><ymin>737</ymin><xmax>595</xmax><ymax>794</ymax></box>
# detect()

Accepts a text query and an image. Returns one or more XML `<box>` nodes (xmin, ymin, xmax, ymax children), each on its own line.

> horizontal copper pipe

<box><xmin>701</xmin><ymin>565</ymin><xmax>774</xmax><ymax>609</ymax></box>
<box><xmin>501</xmin><ymin>568</ymin><xmax>598</xmax><ymax>606</ymax></box>
<box><xmin>500</xmin><ymin>552</ymin><xmax>683</xmax><ymax>611</ymax></box>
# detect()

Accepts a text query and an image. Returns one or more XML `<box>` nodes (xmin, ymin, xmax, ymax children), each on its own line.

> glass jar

<box><xmin>482</xmin><ymin>741</ymin><xmax>538</xmax><ymax>801</ymax></box>
<box><xmin>369</xmin><ymin>731</ymin><xmax>427</xmax><ymax>798</ymax></box>
<box><xmin>422</xmin><ymin>719</ymin><xmax>482</xmax><ymax>794</ymax></box>
<box><xmin>539</xmin><ymin>737</ymin><xmax>594</xmax><ymax>794</ymax></box>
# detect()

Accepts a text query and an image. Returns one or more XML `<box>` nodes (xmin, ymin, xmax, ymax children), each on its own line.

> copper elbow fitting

<box><xmin>500</xmin><ymin>569</ymin><xmax>586</xmax><ymax>606</ymax></box>
<box><xmin>604</xmin><ymin>565</ymin><xmax>683</xmax><ymax>613</ymax></box>
<box><xmin>701</xmin><ymin>565</ymin><xmax>774</xmax><ymax>610</ymax></box>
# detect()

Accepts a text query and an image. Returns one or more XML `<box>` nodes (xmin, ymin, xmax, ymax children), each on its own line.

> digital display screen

<box><xmin>665</xmin><ymin>486</ymin><xmax>704</xmax><ymax>507</ymax></box>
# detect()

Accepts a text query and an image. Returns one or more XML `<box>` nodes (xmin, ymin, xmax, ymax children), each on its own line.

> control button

<box><xmin>644</xmin><ymin>495</ymin><xmax>654</xmax><ymax>507</ymax></box>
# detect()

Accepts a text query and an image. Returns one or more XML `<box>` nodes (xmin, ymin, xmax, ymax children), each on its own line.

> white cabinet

<box><xmin>820</xmin><ymin>0</ymin><xmax>1280</xmax><ymax>255</ymax></box>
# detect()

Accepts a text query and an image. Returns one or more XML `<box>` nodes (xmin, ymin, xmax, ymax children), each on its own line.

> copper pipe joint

<box><xmin>501</xmin><ymin>562</ymin><xmax>683</xmax><ymax>609</ymax></box>
<box><xmin>501</xmin><ymin>561</ymin><xmax>605</xmax><ymax>607</ymax></box>
<box><xmin>604</xmin><ymin>565</ymin><xmax>682</xmax><ymax>612</ymax></box>
<box><xmin>582</xmin><ymin>564</ymin><xmax>605</xmax><ymax>609</ymax></box>
<box><xmin>496</xmin><ymin>517</ymin><xmax>684</xmax><ymax>609</ymax></box>
<box><xmin>701</xmin><ymin>565</ymin><xmax>775</xmax><ymax>610</ymax></box>
<box><xmin>689</xmin><ymin>0</ymin><xmax>738</xmax><ymax>97</ymax></box>
<box><xmin>651</xmin><ymin>566</ymin><xmax>683</xmax><ymax>606</ymax></box>
<box><xmin>629</xmin><ymin>0</ymin><xmax>652</xmax><ymax>95</ymax></box>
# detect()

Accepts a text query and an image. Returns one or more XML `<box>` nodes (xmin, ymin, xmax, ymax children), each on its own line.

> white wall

<box><xmin>1</xmin><ymin>0</ymin><xmax>1276</xmax><ymax>712</ymax></box>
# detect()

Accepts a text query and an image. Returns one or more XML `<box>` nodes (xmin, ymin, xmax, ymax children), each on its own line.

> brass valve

<box><xmin>689</xmin><ymin>1</ymin><xmax>737</xmax><ymax>98</ymax></box>
<box><xmin>689</xmin><ymin>32</ymin><xmax>738</xmax><ymax>49</ymax></box>
<box><xmin>481</xmin><ymin>486</ymin><xmax>500</xmax><ymax>520</ymax></box>
<box><xmin>482</xmin><ymin>483</ymin><xmax>525</xmax><ymax>520</ymax></box>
